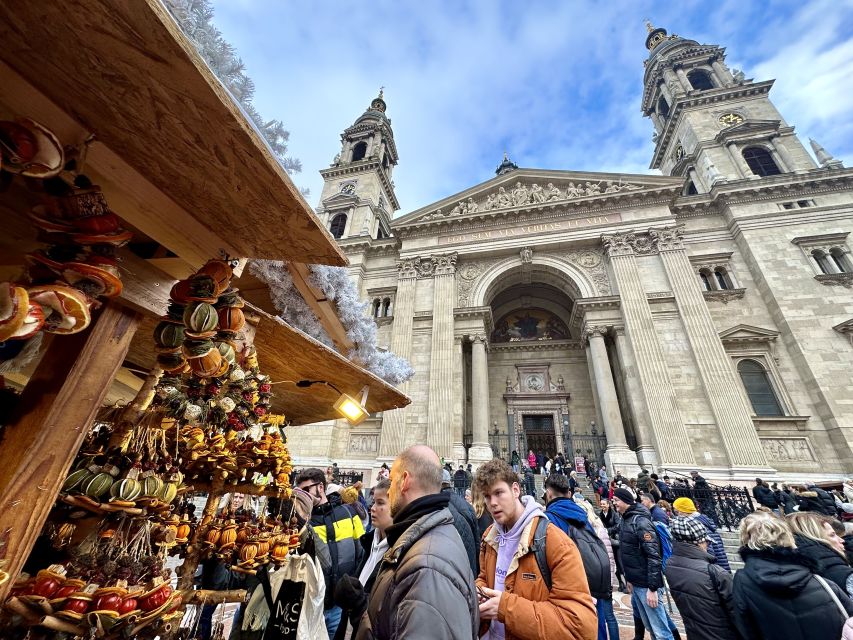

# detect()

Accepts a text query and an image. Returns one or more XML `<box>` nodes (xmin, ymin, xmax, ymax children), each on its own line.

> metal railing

<box><xmin>333</xmin><ymin>470</ymin><xmax>365</xmax><ymax>486</ymax></box>
<box><xmin>662</xmin><ymin>468</ymin><xmax>754</xmax><ymax>531</ymax></box>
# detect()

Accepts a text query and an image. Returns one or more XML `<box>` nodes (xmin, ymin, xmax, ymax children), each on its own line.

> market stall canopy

<box><xmin>0</xmin><ymin>0</ymin><xmax>346</xmax><ymax>267</ymax></box>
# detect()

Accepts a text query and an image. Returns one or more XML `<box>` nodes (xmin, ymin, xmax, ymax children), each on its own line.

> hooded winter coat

<box><xmin>797</xmin><ymin>487</ymin><xmax>837</xmax><ymax>516</ymax></box>
<box><xmin>477</xmin><ymin>514</ymin><xmax>597</xmax><ymax>640</ymax></box>
<box><xmin>355</xmin><ymin>494</ymin><xmax>478</xmax><ymax>640</ymax></box>
<box><xmin>733</xmin><ymin>546</ymin><xmax>853</xmax><ymax>640</ymax></box>
<box><xmin>793</xmin><ymin>534</ymin><xmax>853</xmax><ymax>594</ymax></box>
<box><xmin>664</xmin><ymin>540</ymin><xmax>738</xmax><ymax>640</ymax></box>
<box><xmin>616</xmin><ymin>504</ymin><xmax>663</xmax><ymax>590</ymax></box>
<box><xmin>545</xmin><ymin>497</ymin><xmax>611</xmax><ymax>599</ymax></box>
<box><xmin>752</xmin><ymin>484</ymin><xmax>779</xmax><ymax>509</ymax></box>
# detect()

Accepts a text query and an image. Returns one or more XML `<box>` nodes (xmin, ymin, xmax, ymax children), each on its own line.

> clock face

<box><xmin>719</xmin><ymin>113</ymin><xmax>744</xmax><ymax>126</ymax></box>
<box><xmin>340</xmin><ymin>183</ymin><xmax>356</xmax><ymax>195</ymax></box>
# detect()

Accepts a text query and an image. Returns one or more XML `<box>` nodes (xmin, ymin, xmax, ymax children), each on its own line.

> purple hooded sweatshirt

<box><xmin>487</xmin><ymin>495</ymin><xmax>545</xmax><ymax>640</ymax></box>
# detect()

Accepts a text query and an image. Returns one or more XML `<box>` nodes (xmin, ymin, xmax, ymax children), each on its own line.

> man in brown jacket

<box><xmin>474</xmin><ymin>459</ymin><xmax>597</xmax><ymax>640</ymax></box>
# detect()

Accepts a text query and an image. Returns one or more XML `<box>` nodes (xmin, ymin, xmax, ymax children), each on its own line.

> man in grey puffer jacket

<box><xmin>355</xmin><ymin>445</ymin><xmax>478</xmax><ymax>640</ymax></box>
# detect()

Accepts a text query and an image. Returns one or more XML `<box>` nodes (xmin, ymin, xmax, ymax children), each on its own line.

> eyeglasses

<box><xmin>299</xmin><ymin>482</ymin><xmax>323</xmax><ymax>492</ymax></box>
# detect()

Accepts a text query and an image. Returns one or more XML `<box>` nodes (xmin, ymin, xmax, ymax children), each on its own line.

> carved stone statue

<box><xmin>604</xmin><ymin>181</ymin><xmax>619</xmax><ymax>193</ymax></box>
<box><xmin>332</xmin><ymin>152</ymin><xmax>341</xmax><ymax>165</ymax></box>
<box><xmin>732</xmin><ymin>68</ymin><xmax>745</xmax><ymax>83</ymax></box>
<box><xmin>483</xmin><ymin>193</ymin><xmax>497</xmax><ymax>211</ymax></box>
<box><xmin>585</xmin><ymin>181</ymin><xmax>601</xmax><ymax>196</ymax></box>
<box><xmin>545</xmin><ymin>183</ymin><xmax>562</xmax><ymax>201</ymax></box>
<box><xmin>451</xmin><ymin>201</ymin><xmax>465</xmax><ymax>216</ymax></box>
<box><xmin>497</xmin><ymin>186</ymin><xmax>512</xmax><ymax>208</ymax></box>
<box><xmin>520</xmin><ymin>246</ymin><xmax>533</xmax><ymax>263</ymax></box>
<box><xmin>566</xmin><ymin>182</ymin><xmax>582</xmax><ymax>198</ymax></box>
<box><xmin>466</xmin><ymin>197</ymin><xmax>478</xmax><ymax>213</ymax></box>
<box><xmin>512</xmin><ymin>181</ymin><xmax>529</xmax><ymax>206</ymax></box>
<box><xmin>530</xmin><ymin>183</ymin><xmax>545</xmax><ymax>203</ymax></box>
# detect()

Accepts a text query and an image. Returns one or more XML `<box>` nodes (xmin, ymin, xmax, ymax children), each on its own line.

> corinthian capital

<box><xmin>581</xmin><ymin>324</ymin><xmax>608</xmax><ymax>343</ymax></box>
<box><xmin>398</xmin><ymin>258</ymin><xmax>419</xmax><ymax>279</ymax></box>
<box><xmin>433</xmin><ymin>252</ymin><xmax>458</xmax><ymax>276</ymax></box>
<box><xmin>649</xmin><ymin>226</ymin><xmax>684</xmax><ymax>252</ymax></box>
<box><xmin>602</xmin><ymin>231</ymin><xmax>655</xmax><ymax>257</ymax></box>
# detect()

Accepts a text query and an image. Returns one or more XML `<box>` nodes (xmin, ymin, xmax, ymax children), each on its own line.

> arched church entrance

<box><xmin>462</xmin><ymin>260</ymin><xmax>607</xmax><ymax>470</ymax></box>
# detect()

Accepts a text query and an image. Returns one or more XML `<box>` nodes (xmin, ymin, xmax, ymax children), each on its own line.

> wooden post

<box><xmin>0</xmin><ymin>302</ymin><xmax>140</xmax><ymax>599</ymax></box>
<box><xmin>177</xmin><ymin>476</ymin><xmax>225</xmax><ymax>590</ymax></box>
<box><xmin>107</xmin><ymin>366</ymin><xmax>163</xmax><ymax>450</ymax></box>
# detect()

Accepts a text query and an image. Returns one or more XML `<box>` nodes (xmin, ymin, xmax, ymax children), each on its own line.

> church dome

<box><xmin>644</xmin><ymin>23</ymin><xmax>697</xmax><ymax>59</ymax></box>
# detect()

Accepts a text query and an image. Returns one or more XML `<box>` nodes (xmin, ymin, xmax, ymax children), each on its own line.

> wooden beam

<box><xmin>116</xmin><ymin>247</ymin><xmax>178</xmax><ymax>317</ymax></box>
<box><xmin>287</xmin><ymin>262</ymin><xmax>355</xmax><ymax>352</ymax></box>
<box><xmin>0</xmin><ymin>302</ymin><xmax>141</xmax><ymax>600</ymax></box>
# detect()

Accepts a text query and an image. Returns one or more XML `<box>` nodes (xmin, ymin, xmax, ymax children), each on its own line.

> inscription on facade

<box><xmin>438</xmin><ymin>214</ymin><xmax>622</xmax><ymax>246</ymax></box>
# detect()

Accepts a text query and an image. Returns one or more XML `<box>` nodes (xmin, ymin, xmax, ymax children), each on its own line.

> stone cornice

<box><xmin>688</xmin><ymin>251</ymin><xmax>733</xmax><ymax>265</ymax></box>
<box><xmin>490</xmin><ymin>339</ymin><xmax>583</xmax><ymax>353</ymax></box>
<box><xmin>649</xmin><ymin>80</ymin><xmax>774</xmax><ymax>169</ymax></box>
<box><xmin>338</xmin><ymin>235</ymin><xmax>401</xmax><ymax>257</ymax></box>
<box><xmin>702</xmin><ymin>288</ymin><xmax>746</xmax><ymax>304</ymax></box>
<box><xmin>320</xmin><ymin>158</ymin><xmax>400</xmax><ymax>210</ymax></box>
<box><xmin>719</xmin><ymin>324</ymin><xmax>779</xmax><ymax>344</ymax></box>
<box><xmin>815</xmin><ymin>273</ymin><xmax>853</xmax><ymax>288</ymax></box>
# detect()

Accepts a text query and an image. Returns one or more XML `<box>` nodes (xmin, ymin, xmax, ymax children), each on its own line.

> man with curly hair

<box><xmin>474</xmin><ymin>458</ymin><xmax>596</xmax><ymax>639</ymax></box>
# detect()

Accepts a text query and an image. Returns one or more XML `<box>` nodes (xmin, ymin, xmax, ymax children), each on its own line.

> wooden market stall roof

<box><xmin>0</xmin><ymin>0</ymin><xmax>346</xmax><ymax>267</ymax></box>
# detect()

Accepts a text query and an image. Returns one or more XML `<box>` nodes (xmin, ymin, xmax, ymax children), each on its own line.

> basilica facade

<box><xmin>289</xmin><ymin>26</ymin><xmax>853</xmax><ymax>481</ymax></box>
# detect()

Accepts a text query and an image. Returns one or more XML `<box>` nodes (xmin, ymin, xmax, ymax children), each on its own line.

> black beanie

<box><xmin>613</xmin><ymin>487</ymin><xmax>636</xmax><ymax>505</ymax></box>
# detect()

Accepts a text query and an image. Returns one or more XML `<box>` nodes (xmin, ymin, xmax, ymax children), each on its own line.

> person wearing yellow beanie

<box><xmin>672</xmin><ymin>497</ymin><xmax>697</xmax><ymax>515</ymax></box>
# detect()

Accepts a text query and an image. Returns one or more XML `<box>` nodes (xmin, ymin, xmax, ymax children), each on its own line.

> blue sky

<box><xmin>210</xmin><ymin>0</ymin><xmax>853</xmax><ymax>214</ymax></box>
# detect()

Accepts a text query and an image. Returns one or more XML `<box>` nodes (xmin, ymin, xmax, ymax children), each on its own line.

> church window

<box><xmin>329</xmin><ymin>213</ymin><xmax>347</xmax><ymax>239</ymax></box>
<box><xmin>687</xmin><ymin>69</ymin><xmax>714</xmax><ymax>91</ymax></box>
<box><xmin>737</xmin><ymin>359</ymin><xmax>784</xmax><ymax>416</ymax></box>
<box><xmin>714</xmin><ymin>268</ymin><xmax>731</xmax><ymax>290</ymax></box>
<box><xmin>657</xmin><ymin>95</ymin><xmax>670</xmax><ymax>119</ymax></box>
<box><xmin>382</xmin><ymin>297</ymin><xmax>392</xmax><ymax>317</ymax></box>
<box><xmin>742</xmin><ymin>146</ymin><xmax>781</xmax><ymax>177</ymax></box>
<box><xmin>830</xmin><ymin>248</ymin><xmax>852</xmax><ymax>273</ymax></box>
<box><xmin>699</xmin><ymin>270</ymin><xmax>712</xmax><ymax>291</ymax></box>
<box><xmin>351</xmin><ymin>141</ymin><xmax>367</xmax><ymax>162</ymax></box>
<box><xmin>684</xmin><ymin>179</ymin><xmax>698</xmax><ymax>196</ymax></box>
<box><xmin>812</xmin><ymin>250</ymin><xmax>833</xmax><ymax>274</ymax></box>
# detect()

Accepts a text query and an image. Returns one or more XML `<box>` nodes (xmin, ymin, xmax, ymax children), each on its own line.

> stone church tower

<box><xmin>299</xmin><ymin>26</ymin><xmax>853</xmax><ymax>483</ymax></box>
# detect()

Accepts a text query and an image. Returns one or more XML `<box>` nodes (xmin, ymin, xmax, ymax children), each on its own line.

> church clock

<box><xmin>718</xmin><ymin>113</ymin><xmax>744</xmax><ymax>126</ymax></box>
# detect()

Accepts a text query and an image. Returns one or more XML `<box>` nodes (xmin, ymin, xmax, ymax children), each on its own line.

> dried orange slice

<box><xmin>28</xmin><ymin>284</ymin><xmax>92</xmax><ymax>334</ymax></box>
<box><xmin>0</xmin><ymin>285</ymin><xmax>29</xmax><ymax>341</ymax></box>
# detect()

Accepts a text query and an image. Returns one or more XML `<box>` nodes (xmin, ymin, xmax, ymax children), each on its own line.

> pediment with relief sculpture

<box><xmin>393</xmin><ymin>168</ymin><xmax>684</xmax><ymax>231</ymax></box>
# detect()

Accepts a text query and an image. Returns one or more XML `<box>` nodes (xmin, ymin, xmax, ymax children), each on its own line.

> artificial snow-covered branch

<box><xmin>250</xmin><ymin>261</ymin><xmax>414</xmax><ymax>385</ymax></box>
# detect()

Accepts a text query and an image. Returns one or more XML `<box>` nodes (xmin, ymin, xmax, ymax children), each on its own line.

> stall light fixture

<box><xmin>296</xmin><ymin>380</ymin><xmax>370</xmax><ymax>425</ymax></box>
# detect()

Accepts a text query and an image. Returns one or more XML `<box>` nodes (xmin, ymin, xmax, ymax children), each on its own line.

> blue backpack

<box><xmin>653</xmin><ymin>521</ymin><xmax>674</xmax><ymax>571</ymax></box>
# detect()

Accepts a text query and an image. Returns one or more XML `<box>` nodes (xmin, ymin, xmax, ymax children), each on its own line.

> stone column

<box><xmin>378</xmin><ymin>262</ymin><xmax>418</xmax><ymax>458</ymax></box>
<box><xmin>427</xmin><ymin>254</ymin><xmax>458</xmax><ymax>460</ymax></box>
<box><xmin>612</xmin><ymin>325</ymin><xmax>658</xmax><ymax>468</ymax></box>
<box><xmin>771</xmin><ymin>137</ymin><xmax>797</xmax><ymax>173</ymax></box>
<box><xmin>452</xmin><ymin>336</ymin><xmax>466</xmax><ymax>462</ymax></box>
<box><xmin>688</xmin><ymin>166</ymin><xmax>704</xmax><ymax>193</ymax></box>
<box><xmin>726</xmin><ymin>142</ymin><xmax>754</xmax><ymax>179</ymax></box>
<box><xmin>711</xmin><ymin>58</ymin><xmax>733</xmax><ymax>85</ymax></box>
<box><xmin>675</xmin><ymin>66</ymin><xmax>690</xmax><ymax>91</ymax></box>
<box><xmin>469</xmin><ymin>334</ymin><xmax>493</xmax><ymax>463</ymax></box>
<box><xmin>661</xmin><ymin>68</ymin><xmax>680</xmax><ymax>101</ymax></box>
<box><xmin>584</xmin><ymin>326</ymin><xmax>640</xmax><ymax>475</ymax></box>
<box><xmin>650</xmin><ymin>227</ymin><xmax>770</xmax><ymax>470</ymax></box>
<box><xmin>601</xmin><ymin>232</ymin><xmax>695</xmax><ymax>467</ymax></box>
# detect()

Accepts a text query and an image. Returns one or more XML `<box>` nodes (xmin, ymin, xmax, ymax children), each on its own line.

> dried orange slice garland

<box><xmin>0</xmin><ymin>117</ymin><xmax>132</xmax><ymax>357</ymax></box>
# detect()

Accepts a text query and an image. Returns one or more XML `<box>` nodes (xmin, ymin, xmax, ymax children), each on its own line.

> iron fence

<box><xmin>333</xmin><ymin>470</ymin><xmax>365</xmax><ymax>486</ymax></box>
<box><xmin>669</xmin><ymin>482</ymin><xmax>754</xmax><ymax>531</ymax></box>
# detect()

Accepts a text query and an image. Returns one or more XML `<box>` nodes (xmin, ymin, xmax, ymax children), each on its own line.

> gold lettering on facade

<box><xmin>438</xmin><ymin>214</ymin><xmax>618</xmax><ymax>245</ymax></box>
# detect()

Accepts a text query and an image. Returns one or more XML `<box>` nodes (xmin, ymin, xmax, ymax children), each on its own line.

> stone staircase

<box><xmin>720</xmin><ymin>529</ymin><xmax>744</xmax><ymax>571</ymax></box>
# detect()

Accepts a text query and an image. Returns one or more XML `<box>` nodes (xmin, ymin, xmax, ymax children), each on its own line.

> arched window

<box><xmin>684</xmin><ymin>179</ymin><xmax>698</xmax><ymax>196</ymax></box>
<box><xmin>830</xmin><ymin>248</ymin><xmax>851</xmax><ymax>273</ymax></box>
<box><xmin>687</xmin><ymin>69</ymin><xmax>714</xmax><ymax>91</ymax></box>
<box><xmin>372</xmin><ymin>299</ymin><xmax>381</xmax><ymax>318</ymax></box>
<box><xmin>714</xmin><ymin>268</ymin><xmax>731</xmax><ymax>290</ymax></box>
<box><xmin>657</xmin><ymin>95</ymin><xmax>670</xmax><ymax>119</ymax></box>
<box><xmin>351</xmin><ymin>141</ymin><xmax>367</xmax><ymax>162</ymax></box>
<box><xmin>812</xmin><ymin>249</ymin><xmax>833</xmax><ymax>274</ymax></box>
<box><xmin>329</xmin><ymin>213</ymin><xmax>347</xmax><ymax>239</ymax></box>
<box><xmin>742</xmin><ymin>146</ymin><xmax>781</xmax><ymax>177</ymax></box>
<box><xmin>699</xmin><ymin>270</ymin><xmax>712</xmax><ymax>291</ymax></box>
<box><xmin>382</xmin><ymin>298</ymin><xmax>391</xmax><ymax>317</ymax></box>
<box><xmin>737</xmin><ymin>359</ymin><xmax>783</xmax><ymax>416</ymax></box>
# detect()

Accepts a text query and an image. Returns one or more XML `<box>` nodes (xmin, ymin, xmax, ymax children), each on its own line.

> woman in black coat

<box><xmin>733</xmin><ymin>512</ymin><xmax>853</xmax><ymax>640</ymax></box>
<box><xmin>665</xmin><ymin>517</ymin><xmax>738</xmax><ymax>640</ymax></box>
<box><xmin>787</xmin><ymin>511</ymin><xmax>853</xmax><ymax>595</ymax></box>
<box><xmin>773</xmin><ymin>482</ymin><xmax>797</xmax><ymax>514</ymax></box>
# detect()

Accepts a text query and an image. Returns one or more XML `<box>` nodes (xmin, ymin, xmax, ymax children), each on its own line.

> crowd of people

<box><xmin>201</xmin><ymin>454</ymin><xmax>853</xmax><ymax>639</ymax></box>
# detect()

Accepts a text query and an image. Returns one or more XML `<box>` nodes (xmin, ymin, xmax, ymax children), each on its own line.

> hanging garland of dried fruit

<box><xmin>0</xmin><ymin>117</ymin><xmax>132</xmax><ymax>367</ymax></box>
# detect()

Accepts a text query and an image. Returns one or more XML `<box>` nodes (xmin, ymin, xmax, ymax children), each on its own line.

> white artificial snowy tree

<box><xmin>250</xmin><ymin>261</ymin><xmax>414</xmax><ymax>385</ymax></box>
